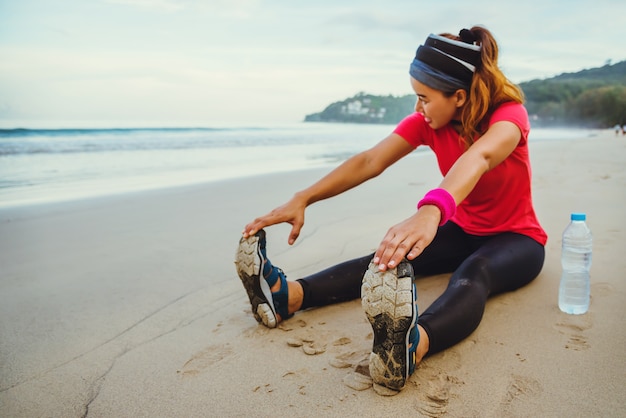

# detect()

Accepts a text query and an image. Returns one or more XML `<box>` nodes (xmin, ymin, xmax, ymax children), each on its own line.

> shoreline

<box><xmin>0</xmin><ymin>127</ymin><xmax>609</xmax><ymax>211</ymax></box>
<box><xmin>1</xmin><ymin>130</ymin><xmax>625</xmax><ymax>417</ymax></box>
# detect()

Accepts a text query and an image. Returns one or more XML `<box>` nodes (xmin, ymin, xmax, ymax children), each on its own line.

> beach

<box><xmin>1</xmin><ymin>130</ymin><xmax>625</xmax><ymax>417</ymax></box>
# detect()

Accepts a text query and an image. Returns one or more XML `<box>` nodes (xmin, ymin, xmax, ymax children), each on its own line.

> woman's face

<box><xmin>411</xmin><ymin>77</ymin><xmax>465</xmax><ymax>130</ymax></box>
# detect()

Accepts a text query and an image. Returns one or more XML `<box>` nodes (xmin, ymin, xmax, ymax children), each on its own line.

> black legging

<box><xmin>296</xmin><ymin>222</ymin><xmax>545</xmax><ymax>354</ymax></box>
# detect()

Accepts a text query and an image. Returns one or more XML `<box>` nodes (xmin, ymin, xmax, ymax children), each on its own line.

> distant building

<box><xmin>341</xmin><ymin>100</ymin><xmax>385</xmax><ymax>119</ymax></box>
<box><xmin>342</xmin><ymin>100</ymin><xmax>370</xmax><ymax>115</ymax></box>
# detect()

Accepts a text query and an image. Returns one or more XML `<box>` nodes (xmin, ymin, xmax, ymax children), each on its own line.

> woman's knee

<box><xmin>467</xmin><ymin>234</ymin><xmax>545</xmax><ymax>295</ymax></box>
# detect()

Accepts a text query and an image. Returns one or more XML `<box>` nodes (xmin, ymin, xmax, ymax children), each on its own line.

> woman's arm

<box><xmin>438</xmin><ymin>121</ymin><xmax>523</xmax><ymax>204</ymax></box>
<box><xmin>374</xmin><ymin>120</ymin><xmax>522</xmax><ymax>270</ymax></box>
<box><xmin>243</xmin><ymin>133</ymin><xmax>415</xmax><ymax>244</ymax></box>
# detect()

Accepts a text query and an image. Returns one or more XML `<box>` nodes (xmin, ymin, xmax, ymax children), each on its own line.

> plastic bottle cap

<box><xmin>571</xmin><ymin>213</ymin><xmax>586</xmax><ymax>221</ymax></box>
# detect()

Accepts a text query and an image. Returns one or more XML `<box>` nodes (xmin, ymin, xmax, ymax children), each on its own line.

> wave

<box><xmin>0</xmin><ymin>125</ymin><xmax>601</xmax><ymax>157</ymax></box>
<box><xmin>0</xmin><ymin>126</ymin><xmax>270</xmax><ymax>137</ymax></box>
<box><xmin>0</xmin><ymin>126</ymin><xmax>297</xmax><ymax>156</ymax></box>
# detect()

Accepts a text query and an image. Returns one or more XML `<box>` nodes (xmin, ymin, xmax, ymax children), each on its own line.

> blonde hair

<box><xmin>441</xmin><ymin>26</ymin><xmax>524</xmax><ymax>146</ymax></box>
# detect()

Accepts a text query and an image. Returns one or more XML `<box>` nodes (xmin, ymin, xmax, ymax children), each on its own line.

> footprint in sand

<box><xmin>591</xmin><ymin>281</ymin><xmax>614</xmax><ymax>298</ymax></box>
<box><xmin>252</xmin><ymin>383</ymin><xmax>275</xmax><ymax>394</ymax></box>
<box><xmin>409</xmin><ymin>353</ymin><xmax>470</xmax><ymax>415</ymax></box>
<box><xmin>440</xmin><ymin>348</ymin><xmax>462</xmax><ymax>371</ymax></box>
<box><xmin>554</xmin><ymin>314</ymin><xmax>592</xmax><ymax>351</ymax></box>
<box><xmin>413</xmin><ymin>373</ymin><xmax>453</xmax><ymax>417</ymax></box>
<box><xmin>498</xmin><ymin>374</ymin><xmax>543</xmax><ymax>415</ymax></box>
<box><xmin>212</xmin><ymin>321</ymin><xmax>224</xmax><ymax>333</ymax></box>
<box><xmin>329</xmin><ymin>348</ymin><xmax>369</xmax><ymax>369</ymax></box>
<box><xmin>178</xmin><ymin>343</ymin><xmax>233</xmax><ymax>377</ymax></box>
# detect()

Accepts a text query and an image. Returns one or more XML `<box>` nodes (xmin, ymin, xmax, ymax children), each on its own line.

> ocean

<box><xmin>0</xmin><ymin>123</ymin><xmax>599</xmax><ymax>208</ymax></box>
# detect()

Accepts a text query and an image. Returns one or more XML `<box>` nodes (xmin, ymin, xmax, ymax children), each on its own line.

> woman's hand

<box><xmin>242</xmin><ymin>194</ymin><xmax>307</xmax><ymax>245</ymax></box>
<box><xmin>373</xmin><ymin>205</ymin><xmax>441</xmax><ymax>271</ymax></box>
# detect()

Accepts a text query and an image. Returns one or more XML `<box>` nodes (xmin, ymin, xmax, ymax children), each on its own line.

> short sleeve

<box><xmin>489</xmin><ymin>103</ymin><xmax>530</xmax><ymax>144</ymax></box>
<box><xmin>393</xmin><ymin>112</ymin><xmax>428</xmax><ymax>148</ymax></box>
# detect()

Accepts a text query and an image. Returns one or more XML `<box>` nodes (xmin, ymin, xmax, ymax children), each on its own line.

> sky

<box><xmin>0</xmin><ymin>0</ymin><xmax>625</xmax><ymax>128</ymax></box>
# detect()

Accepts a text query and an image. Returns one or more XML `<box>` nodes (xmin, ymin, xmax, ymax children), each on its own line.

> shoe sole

<box><xmin>235</xmin><ymin>231</ymin><xmax>278</xmax><ymax>328</ymax></box>
<box><xmin>361</xmin><ymin>260</ymin><xmax>416</xmax><ymax>391</ymax></box>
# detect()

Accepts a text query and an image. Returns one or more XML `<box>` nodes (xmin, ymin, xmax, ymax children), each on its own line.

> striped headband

<box><xmin>409</xmin><ymin>31</ymin><xmax>482</xmax><ymax>92</ymax></box>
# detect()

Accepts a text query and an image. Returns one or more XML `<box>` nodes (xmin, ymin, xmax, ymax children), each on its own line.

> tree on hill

<box><xmin>521</xmin><ymin>61</ymin><xmax>626</xmax><ymax>127</ymax></box>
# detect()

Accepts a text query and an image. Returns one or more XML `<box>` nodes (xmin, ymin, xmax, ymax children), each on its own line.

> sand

<box><xmin>1</xmin><ymin>130</ymin><xmax>625</xmax><ymax>417</ymax></box>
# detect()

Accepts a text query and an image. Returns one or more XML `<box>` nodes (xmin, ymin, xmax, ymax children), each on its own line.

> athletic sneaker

<box><xmin>361</xmin><ymin>259</ymin><xmax>419</xmax><ymax>392</ymax></box>
<box><xmin>235</xmin><ymin>229</ymin><xmax>291</xmax><ymax>328</ymax></box>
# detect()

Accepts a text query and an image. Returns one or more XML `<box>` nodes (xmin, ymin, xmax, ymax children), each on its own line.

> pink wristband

<box><xmin>417</xmin><ymin>188</ymin><xmax>456</xmax><ymax>226</ymax></box>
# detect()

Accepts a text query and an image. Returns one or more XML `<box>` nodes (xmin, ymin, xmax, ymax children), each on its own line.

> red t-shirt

<box><xmin>394</xmin><ymin>102</ymin><xmax>547</xmax><ymax>245</ymax></box>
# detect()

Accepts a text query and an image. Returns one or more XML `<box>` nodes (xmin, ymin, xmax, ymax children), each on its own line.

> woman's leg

<box><xmin>358</xmin><ymin>222</ymin><xmax>475</xmax><ymax>391</ymax></box>
<box><xmin>297</xmin><ymin>254</ymin><xmax>373</xmax><ymax>310</ymax></box>
<box><xmin>296</xmin><ymin>221</ymin><xmax>475</xmax><ymax>310</ymax></box>
<box><xmin>418</xmin><ymin>233</ymin><xmax>545</xmax><ymax>354</ymax></box>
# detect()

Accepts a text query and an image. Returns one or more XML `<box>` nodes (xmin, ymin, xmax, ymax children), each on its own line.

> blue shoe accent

<box><xmin>407</xmin><ymin>285</ymin><xmax>419</xmax><ymax>376</ymax></box>
<box><xmin>235</xmin><ymin>229</ymin><xmax>292</xmax><ymax>328</ymax></box>
<box><xmin>269</xmin><ymin>267</ymin><xmax>291</xmax><ymax>321</ymax></box>
<box><xmin>361</xmin><ymin>259</ymin><xmax>418</xmax><ymax>392</ymax></box>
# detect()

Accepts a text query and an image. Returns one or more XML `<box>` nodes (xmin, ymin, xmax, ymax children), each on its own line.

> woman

<box><xmin>235</xmin><ymin>26</ymin><xmax>546</xmax><ymax>394</ymax></box>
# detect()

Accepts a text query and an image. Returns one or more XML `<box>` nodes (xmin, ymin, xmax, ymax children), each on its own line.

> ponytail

<box><xmin>455</xmin><ymin>26</ymin><xmax>524</xmax><ymax>146</ymax></box>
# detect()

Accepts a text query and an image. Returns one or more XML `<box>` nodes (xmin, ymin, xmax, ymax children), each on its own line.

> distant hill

<box><xmin>304</xmin><ymin>60</ymin><xmax>626</xmax><ymax>128</ymax></box>
<box><xmin>522</xmin><ymin>60</ymin><xmax>626</xmax><ymax>127</ymax></box>
<box><xmin>304</xmin><ymin>93</ymin><xmax>415</xmax><ymax>125</ymax></box>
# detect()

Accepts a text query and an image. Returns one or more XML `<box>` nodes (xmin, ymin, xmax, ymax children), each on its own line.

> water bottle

<box><xmin>558</xmin><ymin>213</ymin><xmax>592</xmax><ymax>314</ymax></box>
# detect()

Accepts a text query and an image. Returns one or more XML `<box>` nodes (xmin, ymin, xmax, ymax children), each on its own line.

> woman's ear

<box><xmin>454</xmin><ymin>89</ymin><xmax>467</xmax><ymax>107</ymax></box>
